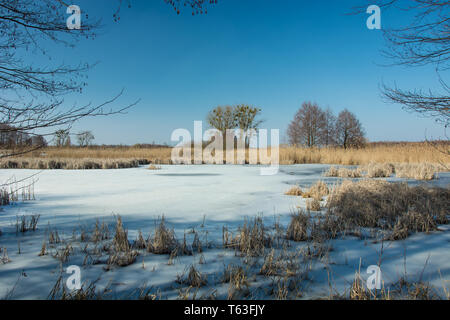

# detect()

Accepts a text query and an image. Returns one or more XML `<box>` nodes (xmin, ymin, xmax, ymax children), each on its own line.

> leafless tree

<box><xmin>76</xmin><ymin>131</ymin><xmax>95</xmax><ymax>147</ymax></box>
<box><xmin>0</xmin><ymin>0</ymin><xmax>143</xmax><ymax>159</ymax></box>
<box><xmin>321</xmin><ymin>107</ymin><xmax>337</xmax><ymax>146</ymax></box>
<box><xmin>335</xmin><ymin>109</ymin><xmax>366</xmax><ymax>149</ymax></box>
<box><xmin>287</xmin><ymin>102</ymin><xmax>326</xmax><ymax>147</ymax></box>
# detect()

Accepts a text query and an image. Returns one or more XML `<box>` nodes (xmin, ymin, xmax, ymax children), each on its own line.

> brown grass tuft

<box><xmin>284</xmin><ymin>185</ymin><xmax>303</xmax><ymax>196</ymax></box>
<box><xmin>326</xmin><ymin>180</ymin><xmax>449</xmax><ymax>239</ymax></box>
<box><xmin>286</xmin><ymin>209</ymin><xmax>309</xmax><ymax>241</ymax></box>
<box><xmin>223</xmin><ymin>216</ymin><xmax>271</xmax><ymax>257</ymax></box>
<box><xmin>147</xmin><ymin>216</ymin><xmax>178</xmax><ymax>255</ymax></box>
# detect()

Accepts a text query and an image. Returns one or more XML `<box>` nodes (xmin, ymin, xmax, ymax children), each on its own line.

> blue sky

<box><xmin>34</xmin><ymin>0</ymin><xmax>447</xmax><ymax>145</ymax></box>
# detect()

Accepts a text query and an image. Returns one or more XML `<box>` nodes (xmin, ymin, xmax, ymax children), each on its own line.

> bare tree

<box><xmin>321</xmin><ymin>107</ymin><xmax>337</xmax><ymax>146</ymax></box>
<box><xmin>77</xmin><ymin>131</ymin><xmax>95</xmax><ymax>147</ymax></box>
<box><xmin>0</xmin><ymin>0</ymin><xmax>143</xmax><ymax>159</ymax></box>
<box><xmin>287</xmin><ymin>102</ymin><xmax>326</xmax><ymax>148</ymax></box>
<box><xmin>335</xmin><ymin>109</ymin><xmax>366</xmax><ymax>149</ymax></box>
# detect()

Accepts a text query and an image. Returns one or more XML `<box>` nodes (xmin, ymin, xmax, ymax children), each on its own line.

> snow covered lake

<box><xmin>0</xmin><ymin>165</ymin><xmax>449</xmax><ymax>299</ymax></box>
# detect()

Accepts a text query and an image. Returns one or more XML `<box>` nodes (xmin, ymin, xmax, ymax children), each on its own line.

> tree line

<box><xmin>206</xmin><ymin>102</ymin><xmax>366</xmax><ymax>149</ymax></box>
<box><xmin>287</xmin><ymin>102</ymin><xmax>365</xmax><ymax>149</ymax></box>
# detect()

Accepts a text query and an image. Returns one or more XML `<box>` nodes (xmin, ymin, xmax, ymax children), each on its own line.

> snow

<box><xmin>0</xmin><ymin>165</ymin><xmax>449</xmax><ymax>299</ymax></box>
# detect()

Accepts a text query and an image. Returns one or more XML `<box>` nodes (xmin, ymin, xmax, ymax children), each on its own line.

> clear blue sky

<box><xmin>39</xmin><ymin>0</ymin><xmax>447</xmax><ymax>145</ymax></box>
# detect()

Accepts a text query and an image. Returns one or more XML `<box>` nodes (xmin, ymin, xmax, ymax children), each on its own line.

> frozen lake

<box><xmin>0</xmin><ymin>165</ymin><xmax>449</xmax><ymax>299</ymax></box>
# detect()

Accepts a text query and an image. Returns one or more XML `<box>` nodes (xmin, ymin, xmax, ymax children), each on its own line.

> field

<box><xmin>1</xmin><ymin>142</ymin><xmax>449</xmax><ymax>168</ymax></box>
<box><xmin>0</xmin><ymin>164</ymin><xmax>449</xmax><ymax>300</ymax></box>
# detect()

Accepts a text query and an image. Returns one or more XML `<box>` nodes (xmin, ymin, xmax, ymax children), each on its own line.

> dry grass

<box><xmin>302</xmin><ymin>181</ymin><xmax>329</xmax><ymax>201</ymax></box>
<box><xmin>285</xmin><ymin>181</ymin><xmax>329</xmax><ymax>201</ymax></box>
<box><xmin>395</xmin><ymin>163</ymin><xmax>443</xmax><ymax>180</ymax></box>
<box><xmin>223</xmin><ymin>216</ymin><xmax>271</xmax><ymax>257</ymax></box>
<box><xmin>48</xmin><ymin>275</ymin><xmax>111</xmax><ymax>300</ymax></box>
<box><xmin>147</xmin><ymin>216</ymin><xmax>178</xmax><ymax>255</ymax></box>
<box><xmin>363</xmin><ymin>162</ymin><xmax>395</xmax><ymax>178</ymax></box>
<box><xmin>16</xmin><ymin>214</ymin><xmax>40</xmax><ymax>233</ymax></box>
<box><xmin>222</xmin><ymin>264</ymin><xmax>250</xmax><ymax>299</ymax></box>
<box><xmin>1</xmin><ymin>142</ymin><xmax>448</xmax><ymax>167</ymax></box>
<box><xmin>326</xmin><ymin>162</ymin><xmax>447</xmax><ymax>180</ymax></box>
<box><xmin>280</xmin><ymin>142</ymin><xmax>449</xmax><ymax>165</ymax></box>
<box><xmin>286</xmin><ymin>209</ymin><xmax>309</xmax><ymax>242</ymax></box>
<box><xmin>260</xmin><ymin>249</ymin><xmax>301</xmax><ymax>277</ymax></box>
<box><xmin>306</xmin><ymin>198</ymin><xmax>321</xmax><ymax>211</ymax></box>
<box><xmin>177</xmin><ymin>265</ymin><xmax>207</xmax><ymax>288</ymax></box>
<box><xmin>284</xmin><ymin>185</ymin><xmax>303</xmax><ymax>196</ymax></box>
<box><xmin>323</xmin><ymin>166</ymin><xmax>363</xmax><ymax>178</ymax></box>
<box><xmin>326</xmin><ymin>180</ymin><xmax>449</xmax><ymax>240</ymax></box>
<box><xmin>106</xmin><ymin>216</ymin><xmax>138</xmax><ymax>268</ymax></box>
<box><xmin>0</xmin><ymin>158</ymin><xmax>149</xmax><ymax>170</ymax></box>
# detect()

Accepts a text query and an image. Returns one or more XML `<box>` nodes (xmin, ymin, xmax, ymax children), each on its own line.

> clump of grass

<box><xmin>349</xmin><ymin>269</ymin><xmax>376</xmax><ymax>300</ymax></box>
<box><xmin>326</xmin><ymin>180</ymin><xmax>449</xmax><ymax>240</ymax></box>
<box><xmin>91</xmin><ymin>220</ymin><xmax>110</xmax><ymax>243</ymax></box>
<box><xmin>364</xmin><ymin>162</ymin><xmax>395</xmax><ymax>178</ymax></box>
<box><xmin>177</xmin><ymin>265</ymin><xmax>207</xmax><ymax>288</ymax></box>
<box><xmin>392</xmin><ymin>277</ymin><xmax>440</xmax><ymax>300</ymax></box>
<box><xmin>395</xmin><ymin>163</ymin><xmax>439</xmax><ymax>180</ymax></box>
<box><xmin>286</xmin><ymin>209</ymin><xmax>309</xmax><ymax>242</ymax></box>
<box><xmin>284</xmin><ymin>185</ymin><xmax>302</xmax><ymax>196</ymax></box>
<box><xmin>147</xmin><ymin>216</ymin><xmax>178</xmax><ymax>255</ymax></box>
<box><xmin>223</xmin><ymin>216</ymin><xmax>271</xmax><ymax>257</ymax></box>
<box><xmin>222</xmin><ymin>264</ymin><xmax>249</xmax><ymax>300</ymax></box>
<box><xmin>112</xmin><ymin>216</ymin><xmax>130</xmax><ymax>252</ymax></box>
<box><xmin>48</xmin><ymin>275</ymin><xmax>111</xmax><ymax>300</ymax></box>
<box><xmin>0</xmin><ymin>158</ymin><xmax>149</xmax><ymax>170</ymax></box>
<box><xmin>260</xmin><ymin>249</ymin><xmax>300</xmax><ymax>277</ymax></box>
<box><xmin>107</xmin><ymin>250</ymin><xmax>138</xmax><ymax>267</ymax></box>
<box><xmin>48</xmin><ymin>228</ymin><xmax>61</xmax><ymax>244</ymax></box>
<box><xmin>105</xmin><ymin>216</ymin><xmax>138</xmax><ymax>268</ymax></box>
<box><xmin>323</xmin><ymin>166</ymin><xmax>362</xmax><ymax>178</ymax></box>
<box><xmin>52</xmin><ymin>243</ymin><xmax>73</xmax><ymax>263</ymax></box>
<box><xmin>306</xmin><ymin>198</ymin><xmax>321</xmax><ymax>211</ymax></box>
<box><xmin>302</xmin><ymin>181</ymin><xmax>329</xmax><ymax>201</ymax></box>
<box><xmin>16</xmin><ymin>214</ymin><xmax>40</xmax><ymax>233</ymax></box>
<box><xmin>133</xmin><ymin>230</ymin><xmax>147</xmax><ymax>250</ymax></box>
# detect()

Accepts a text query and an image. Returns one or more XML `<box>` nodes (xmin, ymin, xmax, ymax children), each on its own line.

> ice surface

<box><xmin>0</xmin><ymin>165</ymin><xmax>448</xmax><ymax>299</ymax></box>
